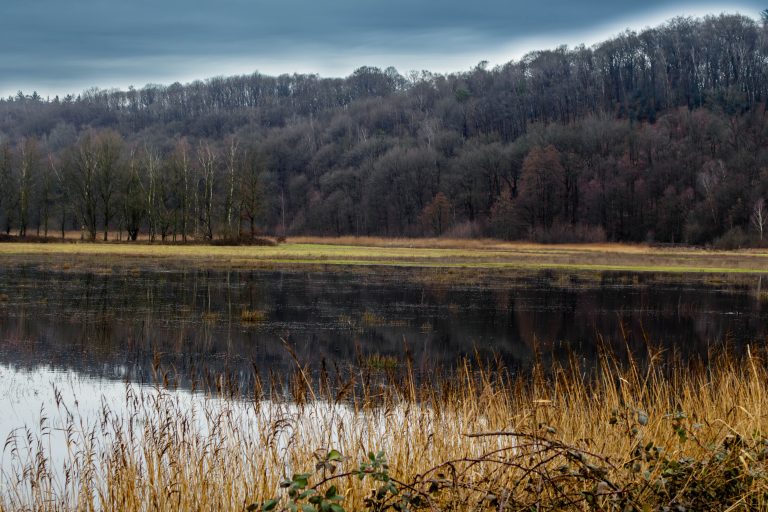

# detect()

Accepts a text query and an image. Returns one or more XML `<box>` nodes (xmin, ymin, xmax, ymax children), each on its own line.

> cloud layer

<box><xmin>1</xmin><ymin>0</ymin><xmax>762</xmax><ymax>97</ymax></box>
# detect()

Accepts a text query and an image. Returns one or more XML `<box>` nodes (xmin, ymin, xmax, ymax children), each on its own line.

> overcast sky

<box><xmin>0</xmin><ymin>0</ymin><xmax>763</xmax><ymax>98</ymax></box>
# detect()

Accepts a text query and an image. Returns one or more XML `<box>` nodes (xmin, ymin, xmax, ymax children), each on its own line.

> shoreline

<box><xmin>0</xmin><ymin>239</ymin><xmax>767</xmax><ymax>274</ymax></box>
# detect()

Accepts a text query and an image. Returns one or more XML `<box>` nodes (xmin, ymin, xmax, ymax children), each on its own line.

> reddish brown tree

<box><xmin>420</xmin><ymin>192</ymin><xmax>452</xmax><ymax>236</ymax></box>
<box><xmin>518</xmin><ymin>145</ymin><xmax>565</xmax><ymax>231</ymax></box>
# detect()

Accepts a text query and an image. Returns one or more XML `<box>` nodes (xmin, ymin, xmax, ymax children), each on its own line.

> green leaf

<box><xmin>301</xmin><ymin>505</ymin><xmax>315</xmax><ymax>512</ymax></box>
<box><xmin>292</xmin><ymin>475</ymin><xmax>309</xmax><ymax>488</ymax></box>
<box><xmin>330</xmin><ymin>505</ymin><xmax>345</xmax><ymax>512</ymax></box>
<box><xmin>298</xmin><ymin>489</ymin><xmax>317</xmax><ymax>499</ymax></box>
<box><xmin>261</xmin><ymin>499</ymin><xmax>279</xmax><ymax>511</ymax></box>
<box><xmin>328</xmin><ymin>450</ymin><xmax>343</xmax><ymax>461</ymax></box>
<box><xmin>325</xmin><ymin>485</ymin><xmax>338</xmax><ymax>499</ymax></box>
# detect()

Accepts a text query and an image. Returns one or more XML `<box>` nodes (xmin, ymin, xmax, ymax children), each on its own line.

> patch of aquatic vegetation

<box><xmin>201</xmin><ymin>311</ymin><xmax>220</xmax><ymax>322</ymax></box>
<box><xmin>241</xmin><ymin>308</ymin><xmax>268</xmax><ymax>323</ymax></box>
<box><xmin>360</xmin><ymin>311</ymin><xmax>385</xmax><ymax>327</ymax></box>
<box><xmin>337</xmin><ymin>314</ymin><xmax>356</xmax><ymax>329</ymax></box>
<box><xmin>363</xmin><ymin>354</ymin><xmax>399</xmax><ymax>370</ymax></box>
<box><xmin>359</xmin><ymin>311</ymin><xmax>408</xmax><ymax>328</ymax></box>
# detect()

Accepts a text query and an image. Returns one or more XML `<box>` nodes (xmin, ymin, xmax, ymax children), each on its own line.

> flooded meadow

<box><xmin>1</xmin><ymin>266</ymin><xmax>767</xmax><ymax>384</ymax></box>
<box><xmin>1</xmin><ymin>266</ymin><xmax>768</xmax><ymax>509</ymax></box>
<box><xmin>0</xmin><ymin>267</ymin><xmax>766</xmax><ymax>386</ymax></box>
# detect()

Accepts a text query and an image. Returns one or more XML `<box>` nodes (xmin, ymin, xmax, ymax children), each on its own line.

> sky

<box><xmin>0</xmin><ymin>0</ymin><xmax>763</xmax><ymax>98</ymax></box>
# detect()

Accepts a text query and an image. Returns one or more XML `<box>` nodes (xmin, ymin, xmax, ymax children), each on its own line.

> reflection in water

<box><xmin>0</xmin><ymin>267</ymin><xmax>765</xmax><ymax>386</ymax></box>
<box><xmin>0</xmin><ymin>267</ymin><xmax>766</xmax><ymax>488</ymax></box>
<box><xmin>0</xmin><ymin>363</ymin><xmax>370</xmax><ymax>496</ymax></box>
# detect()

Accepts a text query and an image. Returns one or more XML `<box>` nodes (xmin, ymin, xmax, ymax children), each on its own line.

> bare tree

<box><xmin>67</xmin><ymin>133</ymin><xmax>99</xmax><ymax>241</ymax></box>
<box><xmin>96</xmin><ymin>131</ymin><xmax>122</xmax><ymax>241</ymax></box>
<box><xmin>142</xmin><ymin>144</ymin><xmax>161</xmax><ymax>242</ymax></box>
<box><xmin>225</xmin><ymin>137</ymin><xmax>239</xmax><ymax>238</ymax></box>
<box><xmin>174</xmin><ymin>138</ymin><xmax>192</xmax><ymax>242</ymax></box>
<box><xmin>38</xmin><ymin>154</ymin><xmax>55</xmax><ymax>237</ymax></box>
<box><xmin>420</xmin><ymin>192</ymin><xmax>452</xmax><ymax>236</ymax></box>
<box><xmin>752</xmin><ymin>198</ymin><xmax>767</xmax><ymax>241</ymax></box>
<box><xmin>197</xmin><ymin>141</ymin><xmax>217</xmax><ymax>240</ymax></box>
<box><xmin>122</xmin><ymin>148</ymin><xmax>145</xmax><ymax>241</ymax></box>
<box><xmin>697</xmin><ymin>160</ymin><xmax>726</xmax><ymax>224</ymax></box>
<box><xmin>48</xmin><ymin>154</ymin><xmax>69</xmax><ymax>239</ymax></box>
<box><xmin>18</xmin><ymin>137</ymin><xmax>38</xmax><ymax>237</ymax></box>
<box><xmin>240</xmin><ymin>148</ymin><xmax>265</xmax><ymax>238</ymax></box>
<box><xmin>0</xmin><ymin>142</ymin><xmax>16</xmax><ymax>235</ymax></box>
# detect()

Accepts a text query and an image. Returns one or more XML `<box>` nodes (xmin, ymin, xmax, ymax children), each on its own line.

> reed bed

<box><xmin>2</xmin><ymin>345</ymin><xmax>768</xmax><ymax>511</ymax></box>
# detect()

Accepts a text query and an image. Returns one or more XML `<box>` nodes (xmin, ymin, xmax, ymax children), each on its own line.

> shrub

<box><xmin>533</xmin><ymin>223</ymin><xmax>607</xmax><ymax>244</ymax></box>
<box><xmin>713</xmin><ymin>227</ymin><xmax>751</xmax><ymax>250</ymax></box>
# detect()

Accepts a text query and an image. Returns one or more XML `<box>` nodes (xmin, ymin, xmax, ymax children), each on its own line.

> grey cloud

<box><xmin>0</xmin><ymin>0</ymin><xmax>763</xmax><ymax>96</ymax></box>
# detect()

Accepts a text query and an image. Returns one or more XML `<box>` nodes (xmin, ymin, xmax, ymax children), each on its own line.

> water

<box><xmin>0</xmin><ymin>267</ymin><xmax>765</xmax><ymax>385</ymax></box>
<box><xmin>0</xmin><ymin>266</ymin><xmax>766</xmax><ymax>495</ymax></box>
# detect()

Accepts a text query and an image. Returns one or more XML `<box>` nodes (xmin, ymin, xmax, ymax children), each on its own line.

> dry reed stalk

<box><xmin>1</xmin><ymin>346</ymin><xmax>767</xmax><ymax>510</ymax></box>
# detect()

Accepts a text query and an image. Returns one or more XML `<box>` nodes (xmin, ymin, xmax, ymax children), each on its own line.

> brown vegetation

<box><xmin>2</xmin><ymin>346</ymin><xmax>768</xmax><ymax>510</ymax></box>
<box><xmin>1</xmin><ymin>239</ymin><xmax>768</xmax><ymax>276</ymax></box>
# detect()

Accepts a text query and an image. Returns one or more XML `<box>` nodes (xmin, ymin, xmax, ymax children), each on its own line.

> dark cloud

<box><xmin>0</xmin><ymin>0</ymin><xmax>762</xmax><ymax>97</ymax></box>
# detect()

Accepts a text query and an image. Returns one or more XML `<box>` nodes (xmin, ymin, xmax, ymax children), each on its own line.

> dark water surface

<box><xmin>0</xmin><ymin>267</ymin><xmax>766</xmax><ymax>387</ymax></box>
<box><xmin>1</xmin><ymin>266</ymin><xmax>766</xmax><ymax>489</ymax></box>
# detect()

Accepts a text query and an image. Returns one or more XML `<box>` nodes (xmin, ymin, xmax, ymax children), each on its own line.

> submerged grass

<box><xmin>2</xmin><ymin>346</ymin><xmax>768</xmax><ymax>511</ymax></box>
<box><xmin>241</xmin><ymin>309</ymin><xmax>268</xmax><ymax>323</ymax></box>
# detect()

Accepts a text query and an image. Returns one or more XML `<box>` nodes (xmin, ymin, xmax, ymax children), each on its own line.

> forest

<box><xmin>1</xmin><ymin>13</ymin><xmax>768</xmax><ymax>246</ymax></box>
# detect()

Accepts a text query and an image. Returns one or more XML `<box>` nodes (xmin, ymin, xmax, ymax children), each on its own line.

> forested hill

<box><xmin>1</xmin><ymin>13</ymin><xmax>768</xmax><ymax>245</ymax></box>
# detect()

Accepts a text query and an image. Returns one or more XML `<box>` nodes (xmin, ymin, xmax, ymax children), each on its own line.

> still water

<box><xmin>0</xmin><ymin>266</ymin><xmax>766</xmax><ymax>483</ymax></box>
<box><xmin>0</xmin><ymin>267</ymin><xmax>766</xmax><ymax>384</ymax></box>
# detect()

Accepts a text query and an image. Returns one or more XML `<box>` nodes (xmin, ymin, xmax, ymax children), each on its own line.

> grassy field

<box><xmin>3</xmin><ymin>348</ymin><xmax>768</xmax><ymax>511</ymax></box>
<box><xmin>1</xmin><ymin>238</ymin><xmax>768</xmax><ymax>274</ymax></box>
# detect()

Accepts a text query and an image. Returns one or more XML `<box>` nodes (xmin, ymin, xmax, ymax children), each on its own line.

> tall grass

<box><xmin>2</xmin><ymin>345</ymin><xmax>768</xmax><ymax>510</ymax></box>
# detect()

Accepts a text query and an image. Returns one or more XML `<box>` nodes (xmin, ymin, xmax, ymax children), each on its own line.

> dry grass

<box><xmin>2</xmin><ymin>347</ymin><xmax>768</xmax><ymax>511</ymax></box>
<box><xmin>290</xmin><ymin>236</ymin><xmax>656</xmax><ymax>253</ymax></box>
<box><xmin>360</xmin><ymin>311</ymin><xmax>385</xmax><ymax>327</ymax></box>
<box><xmin>241</xmin><ymin>309</ymin><xmax>268</xmax><ymax>323</ymax></box>
<box><xmin>1</xmin><ymin>239</ymin><xmax>768</xmax><ymax>274</ymax></box>
<box><xmin>201</xmin><ymin>311</ymin><xmax>220</xmax><ymax>322</ymax></box>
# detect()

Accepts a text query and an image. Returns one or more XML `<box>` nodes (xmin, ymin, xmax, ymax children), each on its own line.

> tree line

<box><xmin>1</xmin><ymin>13</ymin><xmax>768</xmax><ymax>245</ymax></box>
<box><xmin>0</xmin><ymin>133</ymin><xmax>267</xmax><ymax>242</ymax></box>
